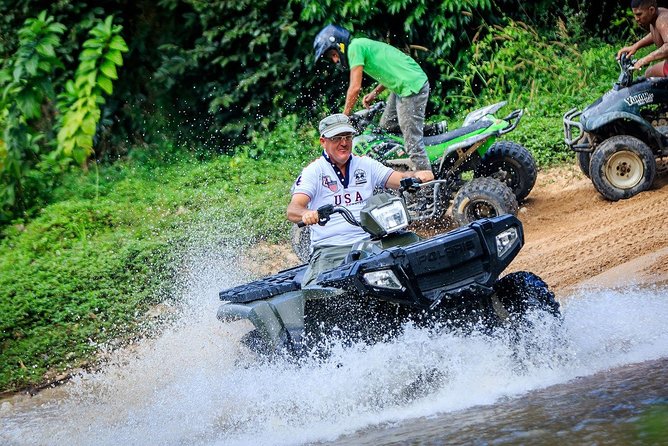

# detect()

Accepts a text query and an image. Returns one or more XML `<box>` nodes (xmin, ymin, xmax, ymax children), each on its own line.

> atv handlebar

<box><xmin>498</xmin><ymin>108</ymin><xmax>524</xmax><ymax>135</ymax></box>
<box><xmin>616</xmin><ymin>52</ymin><xmax>638</xmax><ymax>90</ymax></box>
<box><xmin>297</xmin><ymin>204</ymin><xmax>360</xmax><ymax>228</ymax></box>
<box><xmin>297</xmin><ymin>177</ymin><xmax>433</xmax><ymax>228</ymax></box>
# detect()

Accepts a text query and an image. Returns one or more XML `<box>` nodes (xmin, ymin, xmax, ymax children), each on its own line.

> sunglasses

<box><xmin>327</xmin><ymin>134</ymin><xmax>354</xmax><ymax>143</ymax></box>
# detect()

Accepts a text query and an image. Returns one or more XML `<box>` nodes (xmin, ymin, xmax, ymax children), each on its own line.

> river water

<box><xmin>1</xmin><ymin>249</ymin><xmax>668</xmax><ymax>446</ymax></box>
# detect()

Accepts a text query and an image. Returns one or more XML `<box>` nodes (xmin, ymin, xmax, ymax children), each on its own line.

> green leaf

<box><xmin>97</xmin><ymin>76</ymin><xmax>113</xmax><ymax>95</ymax></box>
<box><xmin>99</xmin><ymin>60</ymin><xmax>118</xmax><ymax>80</ymax></box>
<box><xmin>35</xmin><ymin>43</ymin><xmax>55</xmax><ymax>58</ymax></box>
<box><xmin>81</xmin><ymin>114</ymin><xmax>97</xmax><ymax>135</ymax></box>
<box><xmin>109</xmin><ymin>36</ymin><xmax>129</xmax><ymax>52</ymax></box>
<box><xmin>72</xmin><ymin>144</ymin><xmax>89</xmax><ymax>164</ymax></box>
<box><xmin>104</xmin><ymin>50</ymin><xmax>124</xmax><ymax>66</ymax></box>
<box><xmin>76</xmin><ymin>132</ymin><xmax>93</xmax><ymax>150</ymax></box>
<box><xmin>25</xmin><ymin>56</ymin><xmax>39</xmax><ymax>76</ymax></box>
<box><xmin>80</xmin><ymin>48</ymin><xmax>102</xmax><ymax>61</ymax></box>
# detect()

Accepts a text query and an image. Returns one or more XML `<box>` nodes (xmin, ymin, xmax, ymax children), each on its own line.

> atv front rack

<box><xmin>563</xmin><ymin>108</ymin><xmax>591</xmax><ymax>151</ymax></box>
<box><xmin>317</xmin><ymin>215</ymin><xmax>524</xmax><ymax>309</ymax></box>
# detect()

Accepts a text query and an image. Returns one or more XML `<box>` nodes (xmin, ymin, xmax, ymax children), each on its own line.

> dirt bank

<box><xmin>248</xmin><ymin>163</ymin><xmax>668</xmax><ymax>300</ymax></box>
<box><xmin>506</xmin><ymin>164</ymin><xmax>668</xmax><ymax>298</ymax></box>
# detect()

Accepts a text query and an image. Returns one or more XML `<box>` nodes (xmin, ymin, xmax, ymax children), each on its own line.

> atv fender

<box><xmin>584</xmin><ymin>111</ymin><xmax>663</xmax><ymax>149</ymax></box>
<box><xmin>218</xmin><ymin>290</ymin><xmax>305</xmax><ymax>351</ymax></box>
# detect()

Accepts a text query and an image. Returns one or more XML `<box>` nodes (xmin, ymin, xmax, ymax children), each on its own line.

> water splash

<box><xmin>1</xmin><ymin>242</ymin><xmax>668</xmax><ymax>446</ymax></box>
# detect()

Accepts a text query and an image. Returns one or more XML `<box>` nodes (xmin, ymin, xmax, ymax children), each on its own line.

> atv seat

<box><xmin>423</xmin><ymin>120</ymin><xmax>491</xmax><ymax>146</ymax></box>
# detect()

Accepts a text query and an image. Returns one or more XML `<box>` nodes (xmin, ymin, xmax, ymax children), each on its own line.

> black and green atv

<box><xmin>564</xmin><ymin>53</ymin><xmax>668</xmax><ymax>201</ymax></box>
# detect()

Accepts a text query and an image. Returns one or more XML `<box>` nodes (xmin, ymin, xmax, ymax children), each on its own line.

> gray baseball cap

<box><xmin>318</xmin><ymin>113</ymin><xmax>357</xmax><ymax>137</ymax></box>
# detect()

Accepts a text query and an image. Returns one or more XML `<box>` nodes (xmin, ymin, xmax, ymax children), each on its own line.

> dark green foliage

<box><xmin>0</xmin><ymin>11</ymin><xmax>66</xmax><ymax>222</ymax></box>
<box><xmin>0</xmin><ymin>11</ymin><xmax>128</xmax><ymax>225</ymax></box>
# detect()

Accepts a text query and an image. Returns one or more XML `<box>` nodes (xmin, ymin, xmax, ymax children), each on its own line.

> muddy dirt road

<box><xmin>506</xmin><ymin>164</ymin><xmax>668</xmax><ymax>298</ymax></box>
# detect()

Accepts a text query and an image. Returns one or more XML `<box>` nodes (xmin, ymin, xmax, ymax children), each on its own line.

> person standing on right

<box><xmin>617</xmin><ymin>0</ymin><xmax>668</xmax><ymax>77</ymax></box>
<box><xmin>313</xmin><ymin>24</ymin><xmax>434</xmax><ymax>180</ymax></box>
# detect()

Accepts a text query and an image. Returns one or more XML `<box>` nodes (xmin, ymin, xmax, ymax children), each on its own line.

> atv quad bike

<box><xmin>352</xmin><ymin>100</ymin><xmax>537</xmax><ymax>219</ymax></box>
<box><xmin>290</xmin><ymin>101</ymin><xmax>537</xmax><ymax>262</ymax></box>
<box><xmin>563</xmin><ymin>53</ymin><xmax>668</xmax><ymax>201</ymax></box>
<box><xmin>219</xmin><ymin>179</ymin><xmax>559</xmax><ymax>357</ymax></box>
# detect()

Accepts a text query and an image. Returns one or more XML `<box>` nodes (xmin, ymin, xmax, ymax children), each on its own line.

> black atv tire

<box><xmin>474</xmin><ymin>141</ymin><xmax>537</xmax><ymax>202</ymax></box>
<box><xmin>451</xmin><ymin>177</ymin><xmax>519</xmax><ymax>226</ymax></box>
<box><xmin>492</xmin><ymin>271</ymin><xmax>560</xmax><ymax>321</ymax></box>
<box><xmin>576</xmin><ymin>151</ymin><xmax>592</xmax><ymax>178</ymax></box>
<box><xmin>589</xmin><ymin>135</ymin><xmax>656</xmax><ymax>201</ymax></box>
<box><xmin>290</xmin><ymin>224</ymin><xmax>311</xmax><ymax>264</ymax></box>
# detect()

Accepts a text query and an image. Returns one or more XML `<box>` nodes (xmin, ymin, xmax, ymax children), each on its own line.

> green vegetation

<box><xmin>0</xmin><ymin>2</ymin><xmax>647</xmax><ymax>393</ymax></box>
<box><xmin>0</xmin><ymin>117</ymin><xmax>319</xmax><ymax>392</ymax></box>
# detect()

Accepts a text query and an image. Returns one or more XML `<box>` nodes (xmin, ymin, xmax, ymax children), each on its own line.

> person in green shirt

<box><xmin>314</xmin><ymin>24</ymin><xmax>434</xmax><ymax>180</ymax></box>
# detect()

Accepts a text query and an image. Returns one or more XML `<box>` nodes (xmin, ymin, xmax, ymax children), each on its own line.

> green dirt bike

<box><xmin>291</xmin><ymin>101</ymin><xmax>537</xmax><ymax>263</ymax></box>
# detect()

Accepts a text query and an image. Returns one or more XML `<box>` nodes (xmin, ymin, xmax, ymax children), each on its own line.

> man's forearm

<box><xmin>343</xmin><ymin>85</ymin><xmax>360</xmax><ymax>115</ymax></box>
<box><xmin>640</xmin><ymin>43</ymin><xmax>668</xmax><ymax>65</ymax></box>
<box><xmin>287</xmin><ymin>202</ymin><xmax>307</xmax><ymax>223</ymax></box>
<box><xmin>634</xmin><ymin>34</ymin><xmax>655</xmax><ymax>52</ymax></box>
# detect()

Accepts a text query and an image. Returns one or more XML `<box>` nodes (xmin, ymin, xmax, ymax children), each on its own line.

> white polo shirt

<box><xmin>292</xmin><ymin>152</ymin><xmax>394</xmax><ymax>249</ymax></box>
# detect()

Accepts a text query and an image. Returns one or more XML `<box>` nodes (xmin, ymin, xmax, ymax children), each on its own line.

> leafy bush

<box><xmin>0</xmin><ymin>12</ymin><xmax>128</xmax><ymax>225</ymax></box>
<box><xmin>57</xmin><ymin>15</ymin><xmax>129</xmax><ymax>165</ymax></box>
<box><xmin>446</xmin><ymin>18</ymin><xmax>621</xmax><ymax>164</ymax></box>
<box><xmin>0</xmin><ymin>11</ymin><xmax>66</xmax><ymax>222</ymax></box>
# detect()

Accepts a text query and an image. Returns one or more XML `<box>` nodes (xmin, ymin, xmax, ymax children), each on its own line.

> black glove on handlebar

<box><xmin>399</xmin><ymin>177</ymin><xmax>422</xmax><ymax>193</ymax></box>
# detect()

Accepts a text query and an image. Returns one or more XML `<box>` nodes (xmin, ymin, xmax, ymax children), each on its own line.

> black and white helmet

<box><xmin>313</xmin><ymin>24</ymin><xmax>351</xmax><ymax>69</ymax></box>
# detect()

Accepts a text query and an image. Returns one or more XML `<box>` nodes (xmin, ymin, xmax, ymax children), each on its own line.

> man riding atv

<box><xmin>617</xmin><ymin>0</ymin><xmax>668</xmax><ymax>77</ymax></box>
<box><xmin>288</xmin><ymin>113</ymin><xmax>433</xmax><ymax>287</ymax></box>
<box><xmin>313</xmin><ymin>24</ymin><xmax>434</xmax><ymax>181</ymax></box>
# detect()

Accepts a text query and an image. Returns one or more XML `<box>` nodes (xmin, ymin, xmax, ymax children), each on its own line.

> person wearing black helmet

<box><xmin>313</xmin><ymin>24</ymin><xmax>434</xmax><ymax>181</ymax></box>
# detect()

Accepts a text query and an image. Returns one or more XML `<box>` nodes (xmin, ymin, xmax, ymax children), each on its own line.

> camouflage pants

<box><xmin>379</xmin><ymin>81</ymin><xmax>431</xmax><ymax>170</ymax></box>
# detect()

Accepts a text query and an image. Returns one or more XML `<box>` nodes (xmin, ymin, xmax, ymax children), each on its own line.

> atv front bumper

<box><xmin>563</xmin><ymin>108</ymin><xmax>592</xmax><ymax>152</ymax></box>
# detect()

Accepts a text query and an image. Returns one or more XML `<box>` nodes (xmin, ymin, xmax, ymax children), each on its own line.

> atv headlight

<box><xmin>369</xmin><ymin>200</ymin><xmax>408</xmax><ymax>234</ymax></box>
<box><xmin>363</xmin><ymin>269</ymin><xmax>404</xmax><ymax>290</ymax></box>
<box><xmin>495</xmin><ymin>227</ymin><xmax>519</xmax><ymax>258</ymax></box>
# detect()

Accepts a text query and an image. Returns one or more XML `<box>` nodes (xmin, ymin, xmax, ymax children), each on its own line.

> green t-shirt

<box><xmin>347</xmin><ymin>37</ymin><xmax>428</xmax><ymax>97</ymax></box>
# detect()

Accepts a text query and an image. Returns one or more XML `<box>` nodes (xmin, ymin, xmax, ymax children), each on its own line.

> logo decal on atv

<box><xmin>625</xmin><ymin>92</ymin><xmax>654</xmax><ymax>107</ymax></box>
<box><xmin>321</xmin><ymin>175</ymin><xmax>339</xmax><ymax>193</ymax></box>
<box><xmin>354</xmin><ymin>169</ymin><xmax>367</xmax><ymax>185</ymax></box>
